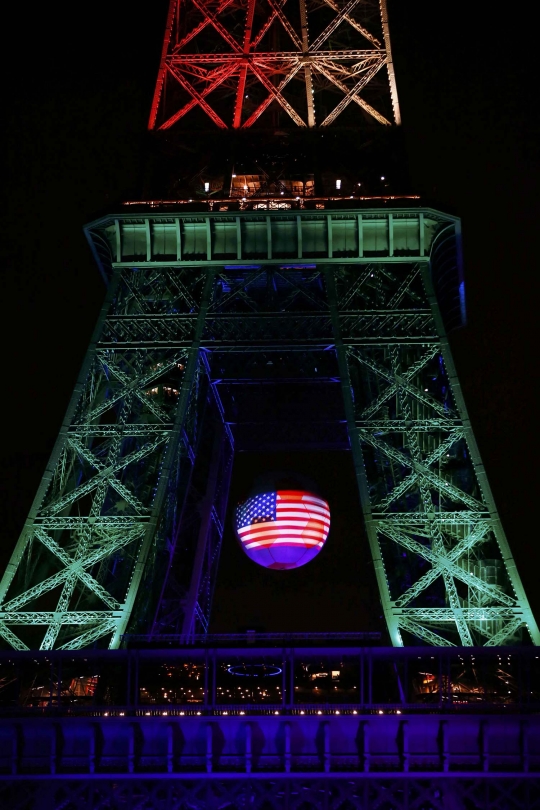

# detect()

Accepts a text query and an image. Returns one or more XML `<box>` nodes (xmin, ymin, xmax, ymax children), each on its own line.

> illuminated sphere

<box><xmin>234</xmin><ymin>490</ymin><xmax>330</xmax><ymax>570</ymax></box>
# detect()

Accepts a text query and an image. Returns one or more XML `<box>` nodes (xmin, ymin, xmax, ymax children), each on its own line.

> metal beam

<box><xmin>149</xmin><ymin>0</ymin><xmax>399</xmax><ymax>129</ymax></box>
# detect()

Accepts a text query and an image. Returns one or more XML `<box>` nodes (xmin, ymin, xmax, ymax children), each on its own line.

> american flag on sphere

<box><xmin>234</xmin><ymin>490</ymin><xmax>330</xmax><ymax>570</ymax></box>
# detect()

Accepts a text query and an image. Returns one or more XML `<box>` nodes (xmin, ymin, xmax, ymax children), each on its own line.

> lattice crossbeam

<box><xmin>327</xmin><ymin>260</ymin><xmax>539</xmax><ymax>647</ymax></box>
<box><xmin>149</xmin><ymin>0</ymin><xmax>400</xmax><ymax>129</ymax></box>
<box><xmin>0</xmin><ymin>211</ymin><xmax>536</xmax><ymax>650</ymax></box>
<box><xmin>0</xmin><ymin>267</ymin><xmax>213</xmax><ymax>650</ymax></box>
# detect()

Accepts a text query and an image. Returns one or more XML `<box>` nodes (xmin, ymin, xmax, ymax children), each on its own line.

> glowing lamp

<box><xmin>234</xmin><ymin>490</ymin><xmax>330</xmax><ymax>570</ymax></box>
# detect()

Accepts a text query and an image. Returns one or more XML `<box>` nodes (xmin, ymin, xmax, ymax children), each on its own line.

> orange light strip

<box><xmin>122</xmin><ymin>194</ymin><xmax>421</xmax><ymax>208</ymax></box>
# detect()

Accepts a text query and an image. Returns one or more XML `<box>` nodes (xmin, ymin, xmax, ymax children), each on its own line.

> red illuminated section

<box><xmin>149</xmin><ymin>0</ymin><xmax>400</xmax><ymax>131</ymax></box>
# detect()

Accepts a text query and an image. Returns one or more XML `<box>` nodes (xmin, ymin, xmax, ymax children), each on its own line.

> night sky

<box><xmin>1</xmin><ymin>1</ymin><xmax>538</xmax><ymax>637</ymax></box>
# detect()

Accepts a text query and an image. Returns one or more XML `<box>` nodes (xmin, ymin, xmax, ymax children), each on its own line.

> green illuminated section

<box><xmin>0</xmin><ymin>207</ymin><xmax>536</xmax><ymax>649</ymax></box>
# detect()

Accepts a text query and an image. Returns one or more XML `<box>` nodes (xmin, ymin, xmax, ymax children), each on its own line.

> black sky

<box><xmin>1</xmin><ymin>1</ymin><xmax>539</xmax><ymax>632</ymax></box>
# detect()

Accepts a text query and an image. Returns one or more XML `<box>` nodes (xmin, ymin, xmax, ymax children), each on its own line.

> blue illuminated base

<box><xmin>0</xmin><ymin>645</ymin><xmax>539</xmax><ymax>808</ymax></box>
<box><xmin>1</xmin><ymin>775</ymin><xmax>539</xmax><ymax>810</ymax></box>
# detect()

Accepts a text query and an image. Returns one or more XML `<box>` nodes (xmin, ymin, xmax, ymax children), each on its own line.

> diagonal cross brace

<box><xmin>382</xmin><ymin>524</ymin><xmax>516</xmax><ymax>607</ymax></box>
<box><xmin>38</xmin><ymin>499</ymin><xmax>100</xmax><ymax>651</ymax></box>
<box><xmin>320</xmin><ymin>59</ymin><xmax>387</xmax><ymax>127</ymax></box>
<box><xmin>67</xmin><ymin>436</ymin><xmax>148</xmax><ymax>513</ymax></box>
<box><xmin>310</xmin><ymin>0</ymin><xmax>361</xmax><ymax>51</ymax></box>
<box><xmin>394</xmin><ymin>522</ymin><xmax>491</xmax><ymax>607</ymax></box>
<box><xmin>387</xmin><ymin>265</ymin><xmax>422</xmax><ymax>308</ymax></box>
<box><xmin>190</xmin><ymin>0</ymin><xmax>242</xmax><ymax>54</ymax></box>
<box><xmin>376</xmin><ymin>430</ymin><xmax>467</xmax><ymax>512</ymax></box>
<box><xmin>0</xmin><ymin>622</ymin><xmax>29</xmax><ymax>650</ymax></box>
<box><xmin>353</xmin><ymin>348</ymin><xmax>450</xmax><ymax>420</ymax></box>
<box><xmin>233</xmin><ymin>0</ymin><xmax>256</xmax><ymax>127</ymax></box>
<box><xmin>173</xmin><ymin>0</ymin><xmax>237</xmax><ymax>53</ymax></box>
<box><xmin>398</xmin><ymin>617</ymin><xmax>456</xmax><ymax>646</ymax></box>
<box><xmin>242</xmin><ymin>62</ymin><xmax>304</xmax><ymax>127</ymax></box>
<box><xmin>251</xmin><ymin>0</ymin><xmax>287</xmax><ymax>48</ymax></box>
<box><xmin>210</xmin><ymin>271</ymin><xmax>267</xmax><ymax>312</ymax></box>
<box><xmin>167</xmin><ymin>65</ymin><xmax>228</xmax><ymax>129</ymax></box>
<box><xmin>311</xmin><ymin>62</ymin><xmax>392</xmax><ymax>126</ymax></box>
<box><xmin>42</xmin><ymin>436</ymin><xmax>166</xmax><ymax>517</ymax></box>
<box><xmin>396</xmin><ymin>375</ymin><xmax>473</xmax><ymax>648</ymax></box>
<box><xmin>34</xmin><ymin>526</ymin><xmax>123</xmax><ymax>613</ymax></box>
<box><xmin>160</xmin><ymin>61</ymin><xmax>238</xmax><ymax>129</ymax></box>
<box><xmin>1</xmin><ymin>527</ymin><xmax>144</xmax><ymax>613</ymax></box>
<box><xmin>249</xmin><ymin>62</ymin><xmax>306</xmax><ymax>127</ymax></box>
<box><xmin>274</xmin><ymin>270</ymin><xmax>326</xmax><ymax>310</ymax></box>
<box><xmin>338</xmin><ymin>266</ymin><xmax>376</xmax><ymax>309</ymax></box>
<box><xmin>359</xmin><ymin>429</ymin><xmax>484</xmax><ymax>511</ymax></box>
<box><xmin>87</xmin><ymin>352</ymin><xmax>186</xmax><ymax>424</ymax></box>
<box><xmin>58</xmin><ymin>619</ymin><xmax>119</xmax><ymax>650</ymax></box>
<box><xmin>483</xmin><ymin>617</ymin><xmax>524</xmax><ymax>646</ymax></box>
<box><xmin>266</xmin><ymin>0</ymin><xmax>302</xmax><ymax>49</ymax></box>
<box><xmin>321</xmin><ymin>0</ymin><xmax>382</xmax><ymax>47</ymax></box>
<box><xmin>100</xmin><ymin>356</ymin><xmax>172</xmax><ymax>424</ymax></box>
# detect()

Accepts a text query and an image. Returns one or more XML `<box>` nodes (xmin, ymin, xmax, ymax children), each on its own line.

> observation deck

<box><xmin>1</xmin><ymin>643</ymin><xmax>539</xmax><ymax>777</ymax></box>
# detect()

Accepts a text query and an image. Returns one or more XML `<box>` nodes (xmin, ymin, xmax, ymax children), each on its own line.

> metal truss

<box><xmin>149</xmin><ymin>0</ymin><xmax>400</xmax><ymax>130</ymax></box>
<box><xmin>0</xmin><ymin>207</ymin><xmax>537</xmax><ymax>649</ymax></box>
<box><xmin>327</xmin><ymin>261</ymin><xmax>540</xmax><ymax>647</ymax></box>
<box><xmin>1</xmin><ymin>777</ymin><xmax>539</xmax><ymax>810</ymax></box>
<box><xmin>0</xmin><ymin>267</ymin><xmax>228</xmax><ymax>650</ymax></box>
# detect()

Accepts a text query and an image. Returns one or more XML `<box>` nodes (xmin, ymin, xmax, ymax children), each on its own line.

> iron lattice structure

<box><xmin>0</xmin><ymin>207</ymin><xmax>537</xmax><ymax>649</ymax></box>
<box><xmin>149</xmin><ymin>0</ymin><xmax>400</xmax><ymax>130</ymax></box>
<box><xmin>2</xmin><ymin>778</ymin><xmax>540</xmax><ymax>810</ymax></box>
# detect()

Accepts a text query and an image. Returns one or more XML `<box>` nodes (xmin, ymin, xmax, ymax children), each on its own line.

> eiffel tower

<box><xmin>0</xmin><ymin>0</ymin><xmax>536</xmax><ymax>654</ymax></box>
<box><xmin>1</xmin><ymin>4</ymin><xmax>540</xmax><ymax>808</ymax></box>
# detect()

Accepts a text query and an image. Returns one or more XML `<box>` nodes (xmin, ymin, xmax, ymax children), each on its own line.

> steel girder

<box><xmin>149</xmin><ymin>0</ymin><xmax>400</xmax><ymax>130</ymax></box>
<box><xmin>0</xmin><ymin>206</ymin><xmax>537</xmax><ymax>649</ymax></box>
<box><xmin>0</xmin><ymin>267</ymin><xmax>226</xmax><ymax>650</ymax></box>
<box><xmin>326</xmin><ymin>262</ymin><xmax>539</xmax><ymax>647</ymax></box>
<box><xmin>1</xmin><ymin>777</ymin><xmax>539</xmax><ymax>810</ymax></box>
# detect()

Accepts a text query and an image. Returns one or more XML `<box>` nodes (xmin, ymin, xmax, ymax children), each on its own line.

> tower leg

<box><xmin>326</xmin><ymin>267</ymin><xmax>402</xmax><ymax>646</ymax></box>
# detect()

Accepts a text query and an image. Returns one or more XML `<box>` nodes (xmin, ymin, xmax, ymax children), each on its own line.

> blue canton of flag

<box><xmin>236</xmin><ymin>492</ymin><xmax>277</xmax><ymax>530</ymax></box>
